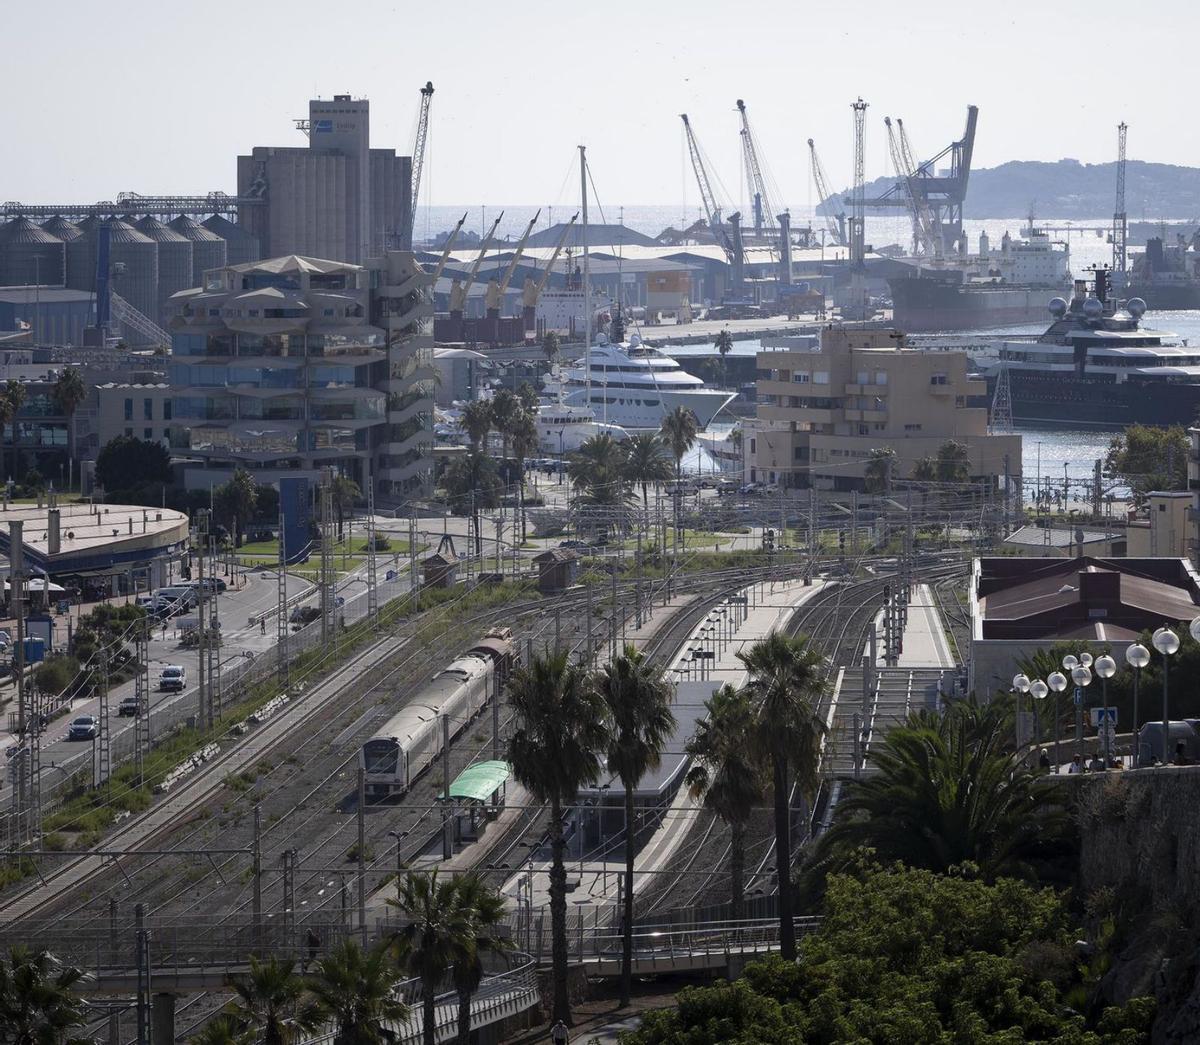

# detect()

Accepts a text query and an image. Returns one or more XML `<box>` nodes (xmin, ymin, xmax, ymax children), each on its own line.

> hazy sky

<box><xmin>6</xmin><ymin>0</ymin><xmax>1195</xmax><ymax>212</ymax></box>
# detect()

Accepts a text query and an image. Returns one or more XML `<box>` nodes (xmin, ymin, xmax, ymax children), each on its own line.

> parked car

<box><xmin>118</xmin><ymin>696</ymin><xmax>141</xmax><ymax>717</ymax></box>
<box><xmin>739</xmin><ymin>482</ymin><xmax>764</xmax><ymax>496</ymax></box>
<box><xmin>158</xmin><ymin>665</ymin><xmax>186</xmax><ymax>693</ymax></box>
<box><xmin>67</xmin><ymin>716</ymin><xmax>98</xmax><ymax>741</ymax></box>
<box><xmin>189</xmin><ymin>578</ymin><xmax>228</xmax><ymax>594</ymax></box>
<box><xmin>558</xmin><ymin>539</ymin><xmax>588</xmax><ymax>550</ymax></box>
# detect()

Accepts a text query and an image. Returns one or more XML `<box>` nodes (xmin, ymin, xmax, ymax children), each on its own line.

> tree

<box><xmin>567</xmin><ymin>433</ymin><xmax>631</xmax><ymax>511</ymax></box>
<box><xmin>542</xmin><ymin>330</ymin><xmax>561</xmax><ymax>364</ymax></box>
<box><xmin>226</xmin><ymin>955</ymin><xmax>317</xmax><ymax>1045</ymax></box>
<box><xmin>516</xmin><ymin>381</ymin><xmax>539</xmax><ymax>414</ymax></box>
<box><xmin>685</xmin><ymin>685</ymin><xmax>766</xmax><ymax>919</ymax></box>
<box><xmin>911</xmin><ymin>456</ymin><xmax>937</xmax><ymax>482</ymax></box>
<box><xmin>509</xmin><ymin>409</ymin><xmax>539</xmax><ymax>542</ymax></box>
<box><xmin>94</xmin><ymin>436</ymin><xmax>172</xmax><ymax>496</ymax></box>
<box><xmin>935</xmin><ymin>439</ymin><xmax>971</xmax><ymax>484</ymax></box>
<box><xmin>3</xmin><ymin>380</ymin><xmax>26</xmax><ymax>488</ymax></box>
<box><xmin>597</xmin><ymin>646</ymin><xmax>676</xmax><ymax>1006</ymax></box>
<box><xmin>0</xmin><ymin>945</ymin><xmax>89</xmax><ymax>1045</ymax></box>
<box><xmin>330</xmin><ymin>475</ymin><xmax>360</xmax><ymax>540</ymax></box>
<box><xmin>1105</xmin><ymin>423</ymin><xmax>1188</xmax><ymax>507</ymax></box>
<box><xmin>448</xmin><ymin>875</ymin><xmax>512</xmax><ymax>1045</ymax></box>
<box><xmin>864</xmin><ymin>446</ymin><xmax>896</xmax><ymax>494</ymax></box>
<box><xmin>737</xmin><ymin>633</ymin><xmax>827</xmax><ymax>961</ymax></box>
<box><xmin>188</xmin><ymin>1015</ymin><xmax>254</xmax><ymax>1045</ymax></box>
<box><xmin>713</xmin><ymin>328</ymin><xmax>735</xmax><ymax>389</ymax></box>
<box><xmin>488</xmin><ymin>388</ymin><xmax>521</xmax><ymax>462</ymax></box>
<box><xmin>214</xmin><ymin>467</ymin><xmax>258</xmax><ymax>546</ymax></box>
<box><xmin>459</xmin><ymin>400</ymin><xmax>493</xmax><ymax>451</ymax></box>
<box><xmin>389</xmin><ymin>871</ymin><xmax>473</xmax><ymax>1045</ymax></box>
<box><xmin>306</xmin><ymin>939</ymin><xmax>408</xmax><ymax>1045</ymax></box>
<box><xmin>51</xmin><ymin>367</ymin><xmax>87</xmax><ymax>480</ymax></box>
<box><xmin>506</xmin><ymin>650</ymin><xmax>611</xmax><ymax>1025</ymax></box>
<box><xmin>442</xmin><ymin>450</ymin><xmax>502</xmax><ymax>557</ymax></box>
<box><xmin>622</xmin><ymin>433</ymin><xmax>673</xmax><ymax>514</ymax></box>
<box><xmin>659</xmin><ymin>406</ymin><xmax>699</xmax><ymax>481</ymax></box>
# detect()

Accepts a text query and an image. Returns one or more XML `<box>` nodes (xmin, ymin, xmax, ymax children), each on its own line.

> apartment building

<box><xmin>748</xmin><ymin>326</ymin><xmax>1020</xmax><ymax>490</ymax></box>
<box><xmin>167</xmin><ymin>252</ymin><xmax>434</xmax><ymax>500</ymax></box>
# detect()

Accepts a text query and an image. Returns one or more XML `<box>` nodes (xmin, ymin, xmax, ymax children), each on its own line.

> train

<box><xmin>360</xmin><ymin>628</ymin><xmax>516</xmax><ymax>800</ymax></box>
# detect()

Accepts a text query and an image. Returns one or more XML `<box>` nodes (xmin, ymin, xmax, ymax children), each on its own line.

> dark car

<box><xmin>67</xmin><ymin>716</ymin><xmax>98</xmax><ymax>741</ymax></box>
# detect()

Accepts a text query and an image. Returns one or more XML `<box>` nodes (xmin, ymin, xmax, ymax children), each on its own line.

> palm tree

<box><xmin>659</xmin><ymin>406</ymin><xmax>699</xmax><ymax>481</ymax></box>
<box><xmin>685</xmin><ymin>684</ymin><xmax>766</xmax><ymax>919</ymax></box>
<box><xmin>216</xmin><ymin>467</ymin><xmax>258</xmax><ymax>546</ymax></box>
<box><xmin>442</xmin><ymin>450</ymin><xmax>502</xmax><ymax>557</ymax></box>
<box><xmin>509</xmin><ymin>409</ymin><xmax>539</xmax><ymax>543</ymax></box>
<box><xmin>597</xmin><ymin>646</ymin><xmax>675</xmax><ymax>1006</ymax></box>
<box><xmin>863</xmin><ymin>447</ymin><xmax>896</xmax><ymax>495</ymax></box>
<box><xmin>0</xmin><ymin>945</ymin><xmax>89</xmax><ymax>1044</ymax></box>
<box><xmin>516</xmin><ymin>381</ymin><xmax>539</xmax><ymax>414</ymax></box>
<box><xmin>935</xmin><ymin>440</ymin><xmax>971</xmax><ymax>484</ymax></box>
<box><xmin>449</xmin><ymin>875</ymin><xmax>512</xmax><ymax>1045</ymax></box>
<box><xmin>389</xmin><ymin>871</ymin><xmax>472</xmax><ymax>1045</ymax></box>
<box><xmin>459</xmin><ymin>399</ymin><xmax>493</xmax><ymax>451</ymax></box>
<box><xmin>306</xmin><ymin>939</ymin><xmax>408</xmax><ymax>1045</ymax></box>
<box><xmin>330</xmin><ymin>475</ymin><xmax>361</xmax><ymax>541</ymax></box>
<box><xmin>51</xmin><ymin>366</ymin><xmax>87</xmax><ymax>484</ymax></box>
<box><xmin>189</xmin><ymin>1015</ymin><xmax>254</xmax><ymax>1045</ymax></box>
<box><xmin>489</xmin><ymin>387</ymin><xmax>521</xmax><ymax>463</ymax></box>
<box><xmin>542</xmin><ymin>330</ymin><xmax>561</xmax><ymax>364</ymax></box>
<box><xmin>622</xmin><ymin>433</ymin><xmax>673</xmax><ymax>513</ymax></box>
<box><xmin>567</xmin><ymin>433</ymin><xmax>630</xmax><ymax>513</ymax></box>
<box><xmin>911</xmin><ymin>456</ymin><xmax>937</xmax><ymax>482</ymax></box>
<box><xmin>713</xmin><ymin>328</ymin><xmax>734</xmax><ymax>389</ymax></box>
<box><xmin>4</xmin><ymin>380</ymin><xmax>26</xmax><ymax>486</ymax></box>
<box><xmin>226</xmin><ymin>955</ymin><xmax>317</xmax><ymax>1045</ymax></box>
<box><xmin>506</xmin><ymin>650</ymin><xmax>611</xmax><ymax>1025</ymax></box>
<box><xmin>737</xmin><ymin>632</ymin><xmax>828</xmax><ymax>961</ymax></box>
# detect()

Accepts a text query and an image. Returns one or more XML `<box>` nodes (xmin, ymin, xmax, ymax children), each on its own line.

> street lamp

<box><xmin>1029</xmin><ymin>678</ymin><xmax>1049</xmax><ymax>753</ymax></box>
<box><xmin>1071</xmin><ymin>663</ymin><xmax>1093</xmax><ymax>768</ymax></box>
<box><xmin>1047</xmin><ymin>671</ymin><xmax>1068</xmax><ymax>771</ymax></box>
<box><xmin>1125</xmin><ymin>642</ymin><xmax>1150</xmax><ymax>766</ymax></box>
<box><xmin>1152</xmin><ymin>626</ymin><xmax>1180</xmax><ymax>764</ymax></box>
<box><xmin>1012</xmin><ymin>674</ymin><xmax>1031</xmax><ymax>749</ymax></box>
<box><xmin>1094</xmin><ymin>654</ymin><xmax>1116</xmax><ymax>767</ymax></box>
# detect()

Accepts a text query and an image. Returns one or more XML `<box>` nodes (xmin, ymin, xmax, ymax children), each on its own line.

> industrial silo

<box><xmin>40</xmin><ymin>217</ymin><xmax>82</xmax><ymax>286</ymax></box>
<box><xmin>65</xmin><ymin>215</ymin><xmax>99</xmax><ymax>292</ymax></box>
<box><xmin>201</xmin><ymin>214</ymin><xmax>261</xmax><ymax>266</ymax></box>
<box><xmin>136</xmin><ymin>216</ymin><xmax>193</xmax><ymax>322</ymax></box>
<box><xmin>0</xmin><ymin>217</ymin><xmax>66</xmax><ymax>287</ymax></box>
<box><xmin>168</xmin><ymin>216</ymin><xmax>226</xmax><ymax>282</ymax></box>
<box><xmin>105</xmin><ymin>219</ymin><xmax>159</xmax><ymax>323</ymax></box>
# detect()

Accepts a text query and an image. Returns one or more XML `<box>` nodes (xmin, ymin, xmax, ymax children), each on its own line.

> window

<box><xmin>858</xmin><ymin>424</ymin><xmax>869</xmax><ymax>436</ymax></box>
<box><xmin>793</xmin><ymin>372</ymin><xmax>809</xmax><ymax>383</ymax></box>
<box><xmin>904</xmin><ymin>423</ymin><xmax>922</xmax><ymax>432</ymax></box>
<box><xmin>164</xmin><ymin>401</ymin><xmax>172</xmax><ymax>421</ymax></box>
<box><xmin>749</xmin><ymin>438</ymin><xmax>756</xmax><ymax>454</ymax></box>
<box><xmin>814</xmin><ymin>371</ymin><xmax>829</xmax><ymax>384</ymax></box>
<box><xmin>930</xmin><ymin>373</ymin><xmax>948</xmax><ymax>386</ymax></box>
<box><xmin>124</xmin><ymin>426</ymin><xmax>133</xmax><ymax>437</ymax></box>
<box><xmin>875</xmin><ymin>370</ymin><xmax>888</xmax><ymax>385</ymax></box>
<box><xmin>144</xmin><ymin>428</ymin><xmax>153</xmax><ymax>440</ymax></box>
<box><xmin>856</xmin><ymin>371</ymin><xmax>869</xmax><ymax>385</ymax></box>
<box><xmin>124</xmin><ymin>398</ymin><xmax>133</xmax><ymax>421</ymax></box>
<box><xmin>143</xmin><ymin>398</ymin><xmax>153</xmax><ymax>421</ymax></box>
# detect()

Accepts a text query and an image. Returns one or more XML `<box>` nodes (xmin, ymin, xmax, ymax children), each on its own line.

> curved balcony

<box><xmin>387</xmin><ymin>394</ymin><xmax>434</xmax><ymax>426</ymax></box>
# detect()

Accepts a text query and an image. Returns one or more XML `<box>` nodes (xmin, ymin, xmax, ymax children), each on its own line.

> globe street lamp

<box><xmin>1047</xmin><ymin>671</ymin><xmax>1069</xmax><ymax>771</ymax></box>
<box><xmin>1094</xmin><ymin>654</ymin><xmax>1117</xmax><ymax>767</ymax></box>
<box><xmin>1029</xmin><ymin>678</ymin><xmax>1049</xmax><ymax>760</ymax></box>
<box><xmin>1071</xmin><ymin>663</ymin><xmax>1093</xmax><ymax>768</ymax></box>
<box><xmin>1152</xmin><ymin>627</ymin><xmax>1180</xmax><ymax>764</ymax></box>
<box><xmin>1124</xmin><ymin>642</ymin><xmax>1150</xmax><ymax>767</ymax></box>
<box><xmin>1012</xmin><ymin>674</ymin><xmax>1031</xmax><ymax>748</ymax></box>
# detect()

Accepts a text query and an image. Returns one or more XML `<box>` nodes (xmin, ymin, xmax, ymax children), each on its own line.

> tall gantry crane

<box><xmin>886</xmin><ymin>117</ymin><xmax>939</xmax><ymax>257</ymax></box>
<box><xmin>402</xmin><ymin>81</ymin><xmax>435</xmax><ymax>250</ymax></box>
<box><xmin>1113</xmin><ymin>121</ymin><xmax>1128</xmax><ymax>274</ymax></box>
<box><xmin>808</xmin><ymin>139</ymin><xmax>846</xmax><ymax>247</ymax></box>
<box><xmin>736</xmin><ymin>99</ymin><xmax>778</xmax><ymax>239</ymax></box>
<box><xmin>680</xmin><ymin>114</ymin><xmax>735</xmax><ymax>259</ymax></box>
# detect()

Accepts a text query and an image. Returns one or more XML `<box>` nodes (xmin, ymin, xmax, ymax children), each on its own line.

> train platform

<box><xmin>874</xmin><ymin>583</ymin><xmax>957</xmax><ymax>669</ymax></box>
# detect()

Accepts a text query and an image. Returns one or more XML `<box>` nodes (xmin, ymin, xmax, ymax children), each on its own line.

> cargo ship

<box><xmin>1119</xmin><ymin>233</ymin><xmax>1200</xmax><ymax>310</ymax></box>
<box><xmin>983</xmin><ymin>271</ymin><xmax>1200</xmax><ymax>428</ymax></box>
<box><xmin>890</xmin><ymin>227</ymin><xmax>1071</xmax><ymax>332</ymax></box>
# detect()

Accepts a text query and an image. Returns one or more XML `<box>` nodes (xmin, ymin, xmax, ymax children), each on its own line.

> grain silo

<box><xmin>0</xmin><ymin>217</ymin><xmax>66</xmax><ymax>287</ymax></box>
<box><xmin>168</xmin><ymin>216</ymin><xmax>226</xmax><ymax>282</ymax></box>
<box><xmin>40</xmin><ymin>217</ymin><xmax>83</xmax><ymax>286</ymax></box>
<box><xmin>136</xmin><ymin>216</ymin><xmax>192</xmax><ymax>322</ymax></box>
<box><xmin>201</xmin><ymin>214</ymin><xmax>261</xmax><ymax>267</ymax></box>
<box><xmin>105</xmin><ymin>219</ymin><xmax>159</xmax><ymax>322</ymax></box>
<box><xmin>65</xmin><ymin>215</ymin><xmax>99</xmax><ymax>292</ymax></box>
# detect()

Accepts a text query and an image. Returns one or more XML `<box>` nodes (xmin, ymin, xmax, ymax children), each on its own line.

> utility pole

<box><xmin>319</xmin><ymin>468</ymin><xmax>336</xmax><ymax>649</ymax></box>
<box><xmin>441</xmin><ymin>715</ymin><xmax>452</xmax><ymax>860</ymax></box>
<box><xmin>277</xmin><ymin>509</ymin><xmax>289</xmax><ymax>691</ymax></box>
<box><xmin>96</xmin><ymin>648</ymin><xmax>110</xmax><ymax>790</ymax></box>
<box><xmin>9</xmin><ymin>520</ymin><xmax>27</xmax><ymax>844</ymax></box>
<box><xmin>196</xmin><ymin>509</ymin><xmax>209</xmax><ymax>729</ymax></box>
<box><xmin>365</xmin><ymin>465</ymin><xmax>378</xmax><ymax>628</ymax></box>
<box><xmin>356</xmin><ymin>768</ymin><xmax>367</xmax><ymax>943</ymax></box>
<box><xmin>135</xmin><ymin>618</ymin><xmax>150</xmax><ymax>786</ymax></box>
<box><xmin>253</xmin><ymin>804</ymin><xmax>263</xmax><ymax>951</ymax></box>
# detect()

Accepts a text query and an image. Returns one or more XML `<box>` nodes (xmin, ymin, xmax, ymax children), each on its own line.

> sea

<box><xmin>416</xmin><ymin>204</ymin><xmax>1199</xmax><ymax>483</ymax></box>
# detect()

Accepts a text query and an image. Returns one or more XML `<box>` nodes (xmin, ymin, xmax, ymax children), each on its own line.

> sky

<box><xmin>5</xmin><ymin>0</ymin><xmax>1197</xmax><ymax>213</ymax></box>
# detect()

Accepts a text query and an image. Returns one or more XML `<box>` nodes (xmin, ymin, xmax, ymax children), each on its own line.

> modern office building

<box><xmin>237</xmin><ymin>96</ymin><xmax>411</xmax><ymax>263</ymax></box>
<box><xmin>747</xmin><ymin>326</ymin><xmax>1021</xmax><ymax>490</ymax></box>
<box><xmin>167</xmin><ymin>252</ymin><xmax>434</xmax><ymax>500</ymax></box>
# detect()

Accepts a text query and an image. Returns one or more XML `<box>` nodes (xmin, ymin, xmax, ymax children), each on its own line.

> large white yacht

<box><xmin>558</xmin><ymin>333</ymin><xmax>736</xmax><ymax>430</ymax></box>
<box><xmin>532</xmin><ymin>401</ymin><xmax>627</xmax><ymax>456</ymax></box>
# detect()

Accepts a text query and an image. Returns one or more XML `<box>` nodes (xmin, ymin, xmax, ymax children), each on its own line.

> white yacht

<box><xmin>533</xmin><ymin>400</ymin><xmax>627</xmax><ymax>456</ymax></box>
<box><xmin>559</xmin><ymin>333</ymin><xmax>736</xmax><ymax>430</ymax></box>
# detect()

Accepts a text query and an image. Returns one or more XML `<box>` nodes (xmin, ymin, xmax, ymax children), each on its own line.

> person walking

<box><xmin>550</xmin><ymin>1019</ymin><xmax>569</xmax><ymax>1044</ymax></box>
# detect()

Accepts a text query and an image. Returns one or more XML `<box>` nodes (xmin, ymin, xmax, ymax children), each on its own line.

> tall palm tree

<box><xmin>737</xmin><ymin>632</ymin><xmax>828</xmax><ymax>961</ymax></box>
<box><xmin>597</xmin><ymin>646</ymin><xmax>675</xmax><ymax>1006</ymax></box>
<box><xmin>330</xmin><ymin>475</ymin><xmax>361</xmax><ymax>541</ymax></box>
<box><xmin>306</xmin><ymin>939</ymin><xmax>408</xmax><ymax>1045</ymax></box>
<box><xmin>389</xmin><ymin>871</ymin><xmax>472</xmax><ymax>1045</ymax></box>
<box><xmin>685</xmin><ymin>684</ymin><xmax>766</xmax><ymax>919</ymax></box>
<box><xmin>4</xmin><ymin>380</ymin><xmax>26</xmax><ymax>486</ymax></box>
<box><xmin>449</xmin><ymin>875</ymin><xmax>512</xmax><ymax>1045</ymax></box>
<box><xmin>713</xmin><ymin>328</ymin><xmax>735</xmax><ymax>389</ymax></box>
<box><xmin>510</xmin><ymin>409</ymin><xmax>539</xmax><ymax>542</ymax></box>
<box><xmin>226</xmin><ymin>955</ymin><xmax>317</xmax><ymax>1045</ymax></box>
<box><xmin>189</xmin><ymin>1015</ymin><xmax>254</xmax><ymax>1045</ymax></box>
<box><xmin>542</xmin><ymin>330</ymin><xmax>561</xmax><ymax>365</ymax></box>
<box><xmin>516</xmin><ymin>381</ymin><xmax>539</xmax><ymax>414</ymax></box>
<box><xmin>935</xmin><ymin>440</ymin><xmax>971</xmax><ymax>484</ymax></box>
<box><xmin>622</xmin><ymin>433</ymin><xmax>673</xmax><ymax>513</ymax></box>
<box><xmin>911</xmin><ymin>456</ymin><xmax>937</xmax><ymax>482</ymax></box>
<box><xmin>0</xmin><ymin>945</ymin><xmax>89</xmax><ymax>1044</ymax></box>
<box><xmin>567</xmin><ymin>433</ymin><xmax>630</xmax><ymax>512</ymax></box>
<box><xmin>51</xmin><ymin>366</ymin><xmax>87</xmax><ymax>484</ymax></box>
<box><xmin>659</xmin><ymin>406</ymin><xmax>699</xmax><ymax>481</ymax></box>
<box><xmin>459</xmin><ymin>399</ymin><xmax>493</xmax><ymax>451</ymax></box>
<box><xmin>506</xmin><ymin>650</ymin><xmax>611</xmax><ymax>1025</ymax></box>
<box><xmin>442</xmin><ymin>450</ymin><xmax>502</xmax><ymax>557</ymax></box>
<box><xmin>863</xmin><ymin>447</ymin><xmax>896</xmax><ymax>495</ymax></box>
<box><xmin>489</xmin><ymin>387</ymin><xmax>521</xmax><ymax>463</ymax></box>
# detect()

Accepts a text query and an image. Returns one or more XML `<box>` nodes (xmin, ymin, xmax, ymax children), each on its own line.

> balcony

<box><xmin>844</xmin><ymin>383</ymin><xmax>888</xmax><ymax>397</ymax></box>
<box><xmin>844</xmin><ymin>409</ymin><xmax>887</xmax><ymax>422</ymax></box>
<box><xmin>758</xmin><ymin>403</ymin><xmax>837</xmax><ymax>425</ymax></box>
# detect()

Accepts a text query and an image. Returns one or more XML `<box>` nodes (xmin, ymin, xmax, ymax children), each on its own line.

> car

<box><xmin>739</xmin><ymin>482</ymin><xmax>764</xmax><ymax>496</ymax></box>
<box><xmin>558</xmin><ymin>539</ymin><xmax>588</xmax><ymax>550</ymax></box>
<box><xmin>118</xmin><ymin>696</ymin><xmax>141</xmax><ymax>717</ymax></box>
<box><xmin>67</xmin><ymin>716</ymin><xmax>98</xmax><ymax>741</ymax></box>
<box><xmin>189</xmin><ymin>578</ymin><xmax>228</xmax><ymax>594</ymax></box>
<box><xmin>158</xmin><ymin>665</ymin><xmax>186</xmax><ymax>692</ymax></box>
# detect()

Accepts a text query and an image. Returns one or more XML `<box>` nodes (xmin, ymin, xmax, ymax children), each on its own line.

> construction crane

<box><xmin>448</xmin><ymin>213</ymin><xmax>503</xmax><ymax>319</ymax></box>
<box><xmin>402</xmin><ymin>81</ymin><xmax>435</xmax><ymax>250</ymax></box>
<box><xmin>680</xmin><ymin>114</ymin><xmax>735</xmax><ymax>258</ymax></box>
<box><xmin>808</xmin><ymin>139</ymin><xmax>846</xmax><ymax>247</ymax></box>
<box><xmin>885</xmin><ymin>117</ymin><xmax>939</xmax><ymax>257</ymax></box>
<box><xmin>846</xmin><ymin>98</ymin><xmax>870</xmax><ymax>321</ymax></box>
<box><xmin>522</xmin><ymin>213</ymin><xmax>578</xmax><ymax>328</ymax></box>
<box><xmin>897</xmin><ymin>119</ymin><xmax>944</xmax><ymax>256</ymax></box>
<box><xmin>1113</xmin><ymin>121</ymin><xmax>1128</xmax><ymax>273</ymax></box>
<box><xmin>736</xmin><ymin>99</ymin><xmax>778</xmax><ymax>239</ymax></box>
<box><xmin>485</xmin><ymin>210</ymin><xmax>540</xmax><ymax>317</ymax></box>
<box><xmin>428</xmin><ymin>212</ymin><xmax>468</xmax><ymax>283</ymax></box>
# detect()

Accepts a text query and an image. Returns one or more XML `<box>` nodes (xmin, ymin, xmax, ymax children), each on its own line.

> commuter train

<box><xmin>360</xmin><ymin>628</ymin><xmax>515</xmax><ymax>799</ymax></box>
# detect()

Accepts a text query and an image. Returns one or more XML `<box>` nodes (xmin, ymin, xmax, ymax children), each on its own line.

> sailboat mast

<box><xmin>580</xmin><ymin>144</ymin><xmax>591</xmax><ymax>412</ymax></box>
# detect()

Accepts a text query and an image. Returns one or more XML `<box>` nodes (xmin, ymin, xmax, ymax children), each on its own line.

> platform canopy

<box><xmin>443</xmin><ymin>760</ymin><xmax>510</xmax><ymax>803</ymax></box>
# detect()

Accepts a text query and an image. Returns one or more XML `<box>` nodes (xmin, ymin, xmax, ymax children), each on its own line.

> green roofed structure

<box><xmin>443</xmin><ymin>760</ymin><xmax>510</xmax><ymax>803</ymax></box>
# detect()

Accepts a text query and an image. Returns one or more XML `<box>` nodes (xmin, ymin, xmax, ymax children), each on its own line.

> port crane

<box><xmin>1113</xmin><ymin>122</ymin><xmax>1128</xmax><ymax>273</ymax></box>
<box><xmin>401</xmin><ymin>81</ymin><xmax>435</xmax><ymax>249</ymax></box>
<box><xmin>679</xmin><ymin>113</ymin><xmax>737</xmax><ymax>259</ymax></box>
<box><xmin>522</xmin><ymin>213</ymin><xmax>578</xmax><ymax>324</ymax></box>
<box><xmin>736</xmin><ymin>99</ymin><xmax>779</xmax><ymax>239</ymax></box>
<box><xmin>428</xmin><ymin>212</ymin><xmax>468</xmax><ymax>282</ymax></box>
<box><xmin>448</xmin><ymin>213</ymin><xmax>503</xmax><ymax>319</ymax></box>
<box><xmin>808</xmin><ymin>139</ymin><xmax>846</xmax><ymax>247</ymax></box>
<box><xmin>485</xmin><ymin>210</ymin><xmax>540</xmax><ymax>317</ymax></box>
<box><xmin>885</xmin><ymin>117</ymin><xmax>940</xmax><ymax>257</ymax></box>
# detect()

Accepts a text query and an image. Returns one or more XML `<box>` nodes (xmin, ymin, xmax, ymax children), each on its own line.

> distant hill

<box><xmin>821</xmin><ymin>159</ymin><xmax>1200</xmax><ymax>219</ymax></box>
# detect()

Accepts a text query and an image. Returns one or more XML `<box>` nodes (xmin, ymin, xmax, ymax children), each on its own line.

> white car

<box><xmin>158</xmin><ymin>665</ymin><xmax>186</xmax><ymax>692</ymax></box>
